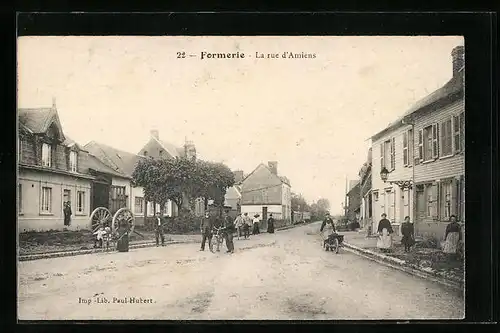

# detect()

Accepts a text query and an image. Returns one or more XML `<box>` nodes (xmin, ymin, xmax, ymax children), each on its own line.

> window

<box><xmin>42</xmin><ymin>143</ymin><xmax>52</xmax><ymax>167</ymax></box>
<box><xmin>373</xmin><ymin>191</ymin><xmax>379</xmax><ymax>201</ymax></box>
<box><xmin>159</xmin><ymin>149</ymin><xmax>164</xmax><ymax>157</ymax></box>
<box><xmin>425</xmin><ymin>183</ymin><xmax>438</xmax><ymax>219</ymax></box>
<box><xmin>453</xmin><ymin>113</ymin><xmax>465</xmax><ymax>153</ymax></box>
<box><xmin>420</xmin><ymin>124</ymin><xmax>439</xmax><ymax>162</ymax></box>
<box><xmin>144</xmin><ymin>151</ymin><xmax>148</xmax><ymax>156</ymax></box>
<box><xmin>385</xmin><ymin>190</ymin><xmax>395</xmax><ymax>221</ymax></box>
<box><xmin>440</xmin><ymin>181</ymin><xmax>452</xmax><ymax>219</ymax></box>
<box><xmin>77</xmin><ymin>191</ymin><xmax>85</xmax><ymax>214</ymax></box>
<box><xmin>135</xmin><ymin>197</ymin><xmax>144</xmax><ymax>214</ymax></box>
<box><xmin>18</xmin><ymin>137</ymin><xmax>23</xmax><ymax>162</ymax></box>
<box><xmin>440</xmin><ymin>118</ymin><xmax>453</xmax><ymax>157</ymax></box>
<box><xmin>18</xmin><ymin>184</ymin><xmax>23</xmax><ymax>214</ymax></box>
<box><xmin>390</xmin><ymin>137</ymin><xmax>395</xmax><ymax>170</ymax></box>
<box><xmin>403</xmin><ymin>131</ymin><xmax>408</xmax><ymax>166</ymax></box>
<box><xmin>41</xmin><ymin>187</ymin><xmax>52</xmax><ymax>213</ymax></box>
<box><xmin>69</xmin><ymin>151</ymin><xmax>78</xmax><ymax>172</ymax></box>
<box><xmin>380</xmin><ymin>139</ymin><xmax>393</xmax><ymax>170</ymax></box>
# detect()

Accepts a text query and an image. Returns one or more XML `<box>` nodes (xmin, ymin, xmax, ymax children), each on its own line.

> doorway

<box><xmin>262</xmin><ymin>207</ymin><xmax>268</xmax><ymax>230</ymax></box>
<box><xmin>416</xmin><ymin>185</ymin><xmax>426</xmax><ymax>223</ymax></box>
<box><xmin>91</xmin><ymin>182</ymin><xmax>110</xmax><ymax>213</ymax></box>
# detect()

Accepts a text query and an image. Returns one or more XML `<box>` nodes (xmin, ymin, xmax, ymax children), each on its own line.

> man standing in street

<box><xmin>200</xmin><ymin>211</ymin><xmax>213</xmax><ymax>251</ymax></box>
<box><xmin>155</xmin><ymin>212</ymin><xmax>165</xmax><ymax>247</ymax></box>
<box><xmin>242</xmin><ymin>212</ymin><xmax>252</xmax><ymax>239</ymax></box>
<box><xmin>234</xmin><ymin>213</ymin><xmax>244</xmax><ymax>240</ymax></box>
<box><xmin>223</xmin><ymin>210</ymin><xmax>235</xmax><ymax>253</ymax></box>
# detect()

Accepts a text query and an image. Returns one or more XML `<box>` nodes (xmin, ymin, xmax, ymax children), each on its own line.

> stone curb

<box><xmin>342</xmin><ymin>242</ymin><xmax>464</xmax><ymax>292</ymax></box>
<box><xmin>18</xmin><ymin>239</ymin><xmax>199</xmax><ymax>262</ymax></box>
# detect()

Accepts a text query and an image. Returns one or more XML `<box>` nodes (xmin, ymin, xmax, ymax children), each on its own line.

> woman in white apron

<box><xmin>376</xmin><ymin>213</ymin><xmax>394</xmax><ymax>253</ymax></box>
<box><xmin>320</xmin><ymin>213</ymin><xmax>336</xmax><ymax>243</ymax></box>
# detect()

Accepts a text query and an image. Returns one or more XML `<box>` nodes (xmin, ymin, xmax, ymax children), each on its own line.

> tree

<box><xmin>316</xmin><ymin>198</ymin><xmax>330</xmax><ymax>212</ymax></box>
<box><xmin>132</xmin><ymin>157</ymin><xmax>235</xmax><ymax>217</ymax></box>
<box><xmin>291</xmin><ymin>192</ymin><xmax>310</xmax><ymax>212</ymax></box>
<box><xmin>310</xmin><ymin>197</ymin><xmax>330</xmax><ymax>220</ymax></box>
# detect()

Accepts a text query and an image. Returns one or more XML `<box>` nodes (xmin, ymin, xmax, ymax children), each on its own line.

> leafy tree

<box><xmin>316</xmin><ymin>198</ymin><xmax>330</xmax><ymax>212</ymax></box>
<box><xmin>132</xmin><ymin>157</ymin><xmax>235</xmax><ymax>217</ymax></box>
<box><xmin>291</xmin><ymin>192</ymin><xmax>310</xmax><ymax>212</ymax></box>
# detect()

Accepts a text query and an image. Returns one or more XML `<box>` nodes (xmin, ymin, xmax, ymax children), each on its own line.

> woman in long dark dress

<box><xmin>376</xmin><ymin>213</ymin><xmax>394</xmax><ymax>252</ymax></box>
<box><xmin>116</xmin><ymin>218</ymin><xmax>130</xmax><ymax>252</ymax></box>
<box><xmin>443</xmin><ymin>215</ymin><xmax>461</xmax><ymax>256</ymax></box>
<box><xmin>267</xmin><ymin>214</ymin><xmax>275</xmax><ymax>234</ymax></box>
<box><xmin>401</xmin><ymin>216</ymin><xmax>415</xmax><ymax>252</ymax></box>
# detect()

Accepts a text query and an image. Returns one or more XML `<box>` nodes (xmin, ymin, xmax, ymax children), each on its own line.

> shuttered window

<box><xmin>408</xmin><ymin>129</ymin><xmax>414</xmax><ymax>166</ymax></box>
<box><xmin>425</xmin><ymin>183</ymin><xmax>438</xmax><ymax>219</ymax></box>
<box><xmin>390</xmin><ymin>137</ymin><xmax>395</xmax><ymax>171</ymax></box>
<box><xmin>432</xmin><ymin>123</ymin><xmax>439</xmax><ymax>159</ymax></box>
<box><xmin>440</xmin><ymin>181</ymin><xmax>453</xmax><ymax>220</ymax></box>
<box><xmin>459</xmin><ymin>112</ymin><xmax>465</xmax><ymax>152</ymax></box>
<box><xmin>453</xmin><ymin>113</ymin><xmax>465</xmax><ymax>153</ymax></box>
<box><xmin>440</xmin><ymin>118</ymin><xmax>453</xmax><ymax>157</ymax></box>
<box><xmin>403</xmin><ymin>131</ymin><xmax>408</xmax><ymax>166</ymax></box>
<box><xmin>380</xmin><ymin>143</ymin><xmax>385</xmax><ymax>170</ymax></box>
<box><xmin>418</xmin><ymin>129</ymin><xmax>424</xmax><ymax>161</ymax></box>
<box><xmin>384</xmin><ymin>140</ymin><xmax>391</xmax><ymax>169</ymax></box>
<box><xmin>423</xmin><ymin>126</ymin><xmax>433</xmax><ymax>161</ymax></box>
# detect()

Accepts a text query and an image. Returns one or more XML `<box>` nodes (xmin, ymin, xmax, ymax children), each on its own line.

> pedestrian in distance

<box><xmin>252</xmin><ymin>214</ymin><xmax>260</xmax><ymax>235</ymax></box>
<box><xmin>376</xmin><ymin>213</ymin><xmax>394</xmax><ymax>253</ymax></box>
<box><xmin>234</xmin><ymin>213</ymin><xmax>244</xmax><ymax>240</ymax></box>
<box><xmin>223</xmin><ymin>210</ymin><xmax>235</xmax><ymax>253</ymax></box>
<box><xmin>267</xmin><ymin>214</ymin><xmax>275</xmax><ymax>233</ymax></box>
<box><xmin>155</xmin><ymin>212</ymin><xmax>166</xmax><ymax>247</ymax></box>
<box><xmin>200</xmin><ymin>211</ymin><xmax>214</xmax><ymax>251</ymax></box>
<box><xmin>400</xmin><ymin>216</ymin><xmax>415</xmax><ymax>252</ymax></box>
<box><xmin>242</xmin><ymin>212</ymin><xmax>252</xmax><ymax>239</ymax></box>
<box><xmin>443</xmin><ymin>215</ymin><xmax>462</xmax><ymax>258</ymax></box>
<box><xmin>63</xmin><ymin>201</ymin><xmax>72</xmax><ymax>226</ymax></box>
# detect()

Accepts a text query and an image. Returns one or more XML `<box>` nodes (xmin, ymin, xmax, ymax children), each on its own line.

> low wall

<box><xmin>18</xmin><ymin>216</ymin><xmax>90</xmax><ymax>232</ymax></box>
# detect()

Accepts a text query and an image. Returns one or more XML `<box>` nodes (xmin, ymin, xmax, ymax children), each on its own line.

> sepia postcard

<box><xmin>17</xmin><ymin>35</ymin><xmax>465</xmax><ymax>320</ymax></box>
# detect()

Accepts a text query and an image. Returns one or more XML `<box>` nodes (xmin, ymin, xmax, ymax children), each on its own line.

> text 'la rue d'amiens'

<box><xmin>199</xmin><ymin>51</ymin><xmax>316</xmax><ymax>60</ymax></box>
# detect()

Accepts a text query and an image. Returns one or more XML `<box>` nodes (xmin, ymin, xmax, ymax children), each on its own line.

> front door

<box><xmin>416</xmin><ymin>185</ymin><xmax>426</xmax><ymax>223</ymax></box>
<box><xmin>262</xmin><ymin>207</ymin><xmax>268</xmax><ymax>230</ymax></box>
<box><xmin>91</xmin><ymin>182</ymin><xmax>110</xmax><ymax>213</ymax></box>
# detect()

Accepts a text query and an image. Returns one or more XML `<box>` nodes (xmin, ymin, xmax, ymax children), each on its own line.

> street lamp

<box><xmin>380</xmin><ymin>167</ymin><xmax>389</xmax><ymax>182</ymax></box>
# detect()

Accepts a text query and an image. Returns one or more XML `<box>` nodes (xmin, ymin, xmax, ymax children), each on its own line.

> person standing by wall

<box><xmin>267</xmin><ymin>214</ymin><xmax>275</xmax><ymax>233</ymax></box>
<box><xmin>376</xmin><ymin>213</ymin><xmax>393</xmax><ymax>253</ymax></box>
<box><xmin>252</xmin><ymin>214</ymin><xmax>260</xmax><ymax>235</ymax></box>
<box><xmin>63</xmin><ymin>201</ymin><xmax>72</xmax><ymax>226</ymax></box>
<box><xmin>400</xmin><ymin>216</ymin><xmax>415</xmax><ymax>252</ymax></box>
<box><xmin>234</xmin><ymin>213</ymin><xmax>244</xmax><ymax>240</ymax></box>
<box><xmin>200</xmin><ymin>212</ymin><xmax>214</xmax><ymax>251</ymax></box>
<box><xmin>155</xmin><ymin>212</ymin><xmax>165</xmax><ymax>247</ymax></box>
<box><xmin>223</xmin><ymin>210</ymin><xmax>235</xmax><ymax>253</ymax></box>
<box><xmin>443</xmin><ymin>215</ymin><xmax>462</xmax><ymax>258</ymax></box>
<box><xmin>242</xmin><ymin>213</ymin><xmax>252</xmax><ymax>239</ymax></box>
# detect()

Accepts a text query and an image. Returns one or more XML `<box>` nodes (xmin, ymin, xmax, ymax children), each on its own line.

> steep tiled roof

<box><xmin>241</xmin><ymin>163</ymin><xmax>291</xmax><ymax>187</ymax></box>
<box><xmin>152</xmin><ymin>136</ymin><xmax>182</xmax><ymax>158</ymax></box>
<box><xmin>84</xmin><ymin>141</ymin><xmax>144</xmax><ymax>177</ymax></box>
<box><xmin>371</xmin><ymin>71</ymin><xmax>464</xmax><ymax>141</ymax></box>
<box><xmin>79</xmin><ymin>151</ymin><xmax>129</xmax><ymax>178</ymax></box>
<box><xmin>348</xmin><ymin>180</ymin><xmax>360</xmax><ymax>192</ymax></box>
<box><xmin>18</xmin><ymin>107</ymin><xmax>66</xmax><ymax>141</ymax></box>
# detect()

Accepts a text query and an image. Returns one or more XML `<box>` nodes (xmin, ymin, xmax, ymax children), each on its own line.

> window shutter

<box><xmin>432</xmin><ymin>124</ymin><xmax>439</xmax><ymax>159</ymax></box>
<box><xmin>403</xmin><ymin>132</ymin><xmax>408</xmax><ymax>166</ymax></box>
<box><xmin>380</xmin><ymin>143</ymin><xmax>385</xmax><ymax>169</ymax></box>
<box><xmin>408</xmin><ymin>129</ymin><xmax>414</xmax><ymax>165</ymax></box>
<box><xmin>451</xmin><ymin>178</ymin><xmax>459</xmax><ymax>217</ymax></box>
<box><xmin>418</xmin><ymin>129</ymin><xmax>423</xmax><ymax>161</ymax></box>
<box><xmin>390</xmin><ymin>137</ymin><xmax>395</xmax><ymax>170</ymax></box>
<box><xmin>460</xmin><ymin>112</ymin><xmax>465</xmax><ymax>152</ymax></box>
<box><xmin>431</xmin><ymin>183</ymin><xmax>439</xmax><ymax>220</ymax></box>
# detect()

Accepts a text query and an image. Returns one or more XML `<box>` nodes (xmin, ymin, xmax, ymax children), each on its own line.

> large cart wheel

<box><xmin>112</xmin><ymin>208</ymin><xmax>135</xmax><ymax>234</ymax></box>
<box><xmin>331</xmin><ymin>238</ymin><xmax>340</xmax><ymax>254</ymax></box>
<box><xmin>90</xmin><ymin>207</ymin><xmax>112</xmax><ymax>232</ymax></box>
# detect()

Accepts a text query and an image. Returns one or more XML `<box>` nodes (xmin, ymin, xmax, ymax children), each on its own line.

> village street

<box><xmin>18</xmin><ymin>222</ymin><xmax>464</xmax><ymax>320</ymax></box>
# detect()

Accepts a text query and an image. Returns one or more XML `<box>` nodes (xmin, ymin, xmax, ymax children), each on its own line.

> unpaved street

<box><xmin>18</xmin><ymin>222</ymin><xmax>464</xmax><ymax>320</ymax></box>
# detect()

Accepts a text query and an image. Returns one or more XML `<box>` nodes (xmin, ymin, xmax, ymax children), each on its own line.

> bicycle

<box><xmin>210</xmin><ymin>226</ymin><xmax>226</xmax><ymax>253</ymax></box>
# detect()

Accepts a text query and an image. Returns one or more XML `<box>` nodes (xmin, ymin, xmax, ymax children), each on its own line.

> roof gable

<box><xmin>19</xmin><ymin>107</ymin><xmax>66</xmax><ymax>141</ymax></box>
<box><xmin>84</xmin><ymin>141</ymin><xmax>144</xmax><ymax>177</ymax></box>
<box><xmin>241</xmin><ymin>163</ymin><xmax>283</xmax><ymax>191</ymax></box>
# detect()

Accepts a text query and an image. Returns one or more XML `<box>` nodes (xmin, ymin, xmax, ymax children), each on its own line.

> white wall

<box><xmin>241</xmin><ymin>205</ymin><xmax>282</xmax><ymax>219</ymax></box>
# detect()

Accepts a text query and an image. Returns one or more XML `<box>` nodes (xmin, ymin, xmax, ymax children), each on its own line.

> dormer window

<box><xmin>159</xmin><ymin>149</ymin><xmax>164</xmax><ymax>157</ymax></box>
<box><xmin>69</xmin><ymin>151</ymin><xmax>78</xmax><ymax>172</ymax></box>
<box><xmin>42</xmin><ymin>143</ymin><xmax>52</xmax><ymax>167</ymax></box>
<box><xmin>144</xmin><ymin>151</ymin><xmax>148</xmax><ymax>156</ymax></box>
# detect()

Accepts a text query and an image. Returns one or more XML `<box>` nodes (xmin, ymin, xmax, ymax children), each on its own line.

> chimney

<box><xmin>268</xmin><ymin>161</ymin><xmax>278</xmax><ymax>175</ymax></box>
<box><xmin>150</xmin><ymin>130</ymin><xmax>159</xmax><ymax>140</ymax></box>
<box><xmin>451</xmin><ymin>45</ymin><xmax>464</xmax><ymax>77</ymax></box>
<box><xmin>233</xmin><ymin>170</ymin><xmax>244</xmax><ymax>183</ymax></box>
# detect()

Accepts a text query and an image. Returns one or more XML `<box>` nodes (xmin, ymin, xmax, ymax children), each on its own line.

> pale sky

<box><xmin>17</xmin><ymin>36</ymin><xmax>464</xmax><ymax>214</ymax></box>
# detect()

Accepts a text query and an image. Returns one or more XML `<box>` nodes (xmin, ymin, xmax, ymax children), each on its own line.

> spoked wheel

<box><xmin>112</xmin><ymin>208</ymin><xmax>135</xmax><ymax>234</ymax></box>
<box><xmin>90</xmin><ymin>207</ymin><xmax>112</xmax><ymax>233</ymax></box>
<box><xmin>331</xmin><ymin>238</ymin><xmax>340</xmax><ymax>254</ymax></box>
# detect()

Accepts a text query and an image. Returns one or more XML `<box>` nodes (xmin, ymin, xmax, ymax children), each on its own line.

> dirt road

<box><xmin>18</xmin><ymin>222</ymin><xmax>464</xmax><ymax>320</ymax></box>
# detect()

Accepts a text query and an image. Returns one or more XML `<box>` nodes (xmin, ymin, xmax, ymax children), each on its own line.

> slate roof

<box><xmin>241</xmin><ymin>163</ymin><xmax>291</xmax><ymax>187</ymax></box>
<box><xmin>371</xmin><ymin>70</ymin><xmax>464</xmax><ymax>141</ymax></box>
<box><xmin>79</xmin><ymin>150</ymin><xmax>129</xmax><ymax>178</ymax></box>
<box><xmin>84</xmin><ymin>141</ymin><xmax>145</xmax><ymax>177</ymax></box>
<box><xmin>18</xmin><ymin>107</ymin><xmax>66</xmax><ymax>141</ymax></box>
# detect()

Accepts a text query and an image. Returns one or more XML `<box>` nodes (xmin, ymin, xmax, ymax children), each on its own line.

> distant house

<box><xmin>358</xmin><ymin>148</ymin><xmax>373</xmax><ymax>230</ymax></box>
<box><xmin>240</xmin><ymin>161</ymin><xmax>292</xmax><ymax>230</ymax></box>
<box><xmin>17</xmin><ymin>103</ymin><xmax>126</xmax><ymax>231</ymax></box>
<box><xmin>136</xmin><ymin>130</ymin><xmax>203</xmax><ymax>216</ymax></box>
<box><xmin>346</xmin><ymin>180</ymin><xmax>361</xmax><ymax>223</ymax></box>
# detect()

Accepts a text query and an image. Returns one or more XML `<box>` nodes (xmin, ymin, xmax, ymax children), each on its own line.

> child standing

<box><xmin>93</xmin><ymin>226</ymin><xmax>106</xmax><ymax>249</ymax></box>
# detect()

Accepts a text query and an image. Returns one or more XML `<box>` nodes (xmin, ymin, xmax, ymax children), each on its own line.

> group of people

<box><xmin>375</xmin><ymin>213</ymin><xmax>463</xmax><ymax>256</ymax></box>
<box><xmin>199</xmin><ymin>210</ymin><xmax>276</xmax><ymax>254</ymax></box>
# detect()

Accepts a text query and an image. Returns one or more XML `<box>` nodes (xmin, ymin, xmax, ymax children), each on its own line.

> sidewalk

<box><xmin>341</xmin><ymin>230</ymin><xmax>464</xmax><ymax>291</ymax></box>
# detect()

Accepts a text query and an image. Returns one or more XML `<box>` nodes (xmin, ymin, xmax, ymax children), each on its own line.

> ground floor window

<box><xmin>135</xmin><ymin>197</ymin><xmax>144</xmax><ymax>214</ymax></box>
<box><xmin>18</xmin><ymin>184</ymin><xmax>23</xmax><ymax>214</ymax></box>
<box><xmin>425</xmin><ymin>183</ymin><xmax>438</xmax><ymax>219</ymax></box>
<box><xmin>77</xmin><ymin>191</ymin><xmax>85</xmax><ymax>214</ymax></box>
<box><xmin>41</xmin><ymin>187</ymin><xmax>52</xmax><ymax>213</ymax></box>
